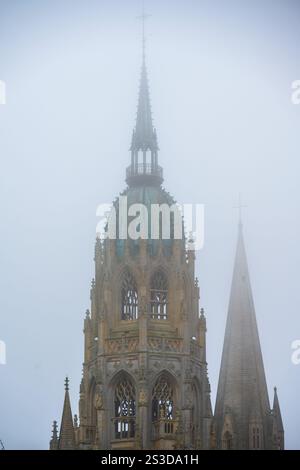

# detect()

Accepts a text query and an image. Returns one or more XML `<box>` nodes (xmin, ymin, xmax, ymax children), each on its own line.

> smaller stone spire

<box><xmin>58</xmin><ymin>377</ymin><xmax>76</xmax><ymax>450</ymax></box>
<box><xmin>49</xmin><ymin>420</ymin><xmax>58</xmax><ymax>450</ymax></box>
<box><xmin>52</xmin><ymin>420</ymin><xmax>58</xmax><ymax>438</ymax></box>
<box><xmin>272</xmin><ymin>387</ymin><xmax>284</xmax><ymax>449</ymax></box>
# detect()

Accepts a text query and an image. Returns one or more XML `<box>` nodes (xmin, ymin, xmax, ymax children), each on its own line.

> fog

<box><xmin>0</xmin><ymin>0</ymin><xmax>299</xmax><ymax>449</ymax></box>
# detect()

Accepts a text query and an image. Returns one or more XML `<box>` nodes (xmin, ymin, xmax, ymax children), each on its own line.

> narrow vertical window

<box><xmin>252</xmin><ymin>427</ymin><xmax>260</xmax><ymax>449</ymax></box>
<box><xmin>222</xmin><ymin>431</ymin><xmax>233</xmax><ymax>450</ymax></box>
<box><xmin>121</xmin><ymin>270</ymin><xmax>138</xmax><ymax>320</ymax></box>
<box><xmin>114</xmin><ymin>377</ymin><xmax>136</xmax><ymax>439</ymax></box>
<box><xmin>150</xmin><ymin>270</ymin><xmax>168</xmax><ymax>320</ymax></box>
<box><xmin>151</xmin><ymin>374</ymin><xmax>176</xmax><ymax>439</ymax></box>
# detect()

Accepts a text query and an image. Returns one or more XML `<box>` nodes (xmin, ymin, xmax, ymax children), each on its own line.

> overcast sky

<box><xmin>0</xmin><ymin>0</ymin><xmax>299</xmax><ymax>449</ymax></box>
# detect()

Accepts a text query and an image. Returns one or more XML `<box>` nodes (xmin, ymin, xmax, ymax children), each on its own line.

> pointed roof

<box><xmin>58</xmin><ymin>377</ymin><xmax>76</xmax><ymax>450</ymax></box>
<box><xmin>214</xmin><ymin>224</ymin><xmax>271</xmax><ymax>448</ymax></box>
<box><xmin>272</xmin><ymin>387</ymin><xmax>284</xmax><ymax>432</ymax></box>
<box><xmin>126</xmin><ymin>27</ymin><xmax>162</xmax><ymax>187</ymax></box>
<box><xmin>131</xmin><ymin>57</ymin><xmax>158</xmax><ymax>152</ymax></box>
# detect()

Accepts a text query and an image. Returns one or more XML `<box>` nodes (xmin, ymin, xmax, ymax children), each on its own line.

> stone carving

<box><xmin>148</xmin><ymin>337</ymin><xmax>162</xmax><ymax>351</ymax></box>
<box><xmin>148</xmin><ymin>337</ymin><xmax>183</xmax><ymax>353</ymax></box>
<box><xmin>124</xmin><ymin>337</ymin><xmax>139</xmax><ymax>352</ymax></box>
<box><xmin>138</xmin><ymin>389</ymin><xmax>148</xmax><ymax>406</ymax></box>
<box><xmin>165</xmin><ymin>339</ymin><xmax>182</xmax><ymax>352</ymax></box>
<box><xmin>106</xmin><ymin>337</ymin><xmax>138</xmax><ymax>354</ymax></box>
<box><xmin>107</xmin><ymin>339</ymin><xmax>122</xmax><ymax>354</ymax></box>
<box><xmin>94</xmin><ymin>387</ymin><xmax>104</xmax><ymax>410</ymax></box>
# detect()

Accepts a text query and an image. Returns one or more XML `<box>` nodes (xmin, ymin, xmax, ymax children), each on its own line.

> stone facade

<box><xmin>72</xmin><ymin>234</ymin><xmax>212</xmax><ymax>450</ymax></box>
<box><xmin>50</xmin><ymin>44</ymin><xmax>213</xmax><ymax>451</ymax></box>
<box><xmin>50</xmin><ymin>39</ymin><xmax>283</xmax><ymax>451</ymax></box>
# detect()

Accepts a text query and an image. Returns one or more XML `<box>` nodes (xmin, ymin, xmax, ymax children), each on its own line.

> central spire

<box><xmin>126</xmin><ymin>11</ymin><xmax>163</xmax><ymax>187</ymax></box>
<box><xmin>134</xmin><ymin>54</ymin><xmax>156</xmax><ymax>151</ymax></box>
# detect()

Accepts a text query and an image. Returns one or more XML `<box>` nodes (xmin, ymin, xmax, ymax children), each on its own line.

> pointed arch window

<box><xmin>114</xmin><ymin>377</ymin><xmax>136</xmax><ymax>439</ymax></box>
<box><xmin>121</xmin><ymin>270</ymin><xmax>138</xmax><ymax>320</ymax></box>
<box><xmin>152</xmin><ymin>375</ymin><xmax>174</xmax><ymax>421</ymax></box>
<box><xmin>222</xmin><ymin>431</ymin><xmax>233</xmax><ymax>450</ymax></box>
<box><xmin>152</xmin><ymin>374</ymin><xmax>175</xmax><ymax>439</ymax></box>
<box><xmin>252</xmin><ymin>427</ymin><xmax>260</xmax><ymax>449</ymax></box>
<box><xmin>150</xmin><ymin>270</ymin><xmax>168</xmax><ymax>320</ymax></box>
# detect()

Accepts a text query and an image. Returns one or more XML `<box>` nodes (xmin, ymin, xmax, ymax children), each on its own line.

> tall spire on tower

<box><xmin>133</xmin><ymin>9</ymin><xmax>156</xmax><ymax>152</ymax></box>
<box><xmin>126</xmin><ymin>8</ymin><xmax>162</xmax><ymax>187</ymax></box>
<box><xmin>214</xmin><ymin>221</ymin><xmax>277</xmax><ymax>449</ymax></box>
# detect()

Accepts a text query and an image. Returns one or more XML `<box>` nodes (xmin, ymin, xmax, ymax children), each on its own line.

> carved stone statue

<box><xmin>94</xmin><ymin>387</ymin><xmax>104</xmax><ymax>410</ymax></box>
<box><xmin>138</xmin><ymin>389</ymin><xmax>148</xmax><ymax>407</ymax></box>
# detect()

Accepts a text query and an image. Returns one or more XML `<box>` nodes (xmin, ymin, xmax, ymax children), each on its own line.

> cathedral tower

<box><xmin>50</xmin><ymin>37</ymin><xmax>213</xmax><ymax>450</ymax></box>
<box><xmin>213</xmin><ymin>220</ymin><xmax>284</xmax><ymax>450</ymax></box>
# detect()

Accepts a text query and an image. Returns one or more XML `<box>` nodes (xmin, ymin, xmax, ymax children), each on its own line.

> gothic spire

<box><xmin>49</xmin><ymin>421</ymin><xmax>58</xmax><ymax>450</ymax></box>
<box><xmin>58</xmin><ymin>377</ymin><xmax>76</xmax><ymax>450</ymax></box>
<box><xmin>214</xmin><ymin>223</ymin><xmax>273</xmax><ymax>449</ymax></box>
<box><xmin>126</xmin><ymin>12</ymin><xmax>162</xmax><ymax>187</ymax></box>
<box><xmin>272</xmin><ymin>387</ymin><xmax>284</xmax><ymax>449</ymax></box>
<box><xmin>273</xmin><ymin>387</ymin><xmax>284</xmax><ymax>432</ymax></box>
<box><xmin>131</xmin><ymin>56</ymin><xmax>157</xmax><ymax>152</ymax></box>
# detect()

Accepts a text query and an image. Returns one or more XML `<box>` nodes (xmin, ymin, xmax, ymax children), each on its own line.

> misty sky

<box><xmin>0</xmin><ymin>0</ymin><xmax>299</xmax><ymax>449</ymax></box>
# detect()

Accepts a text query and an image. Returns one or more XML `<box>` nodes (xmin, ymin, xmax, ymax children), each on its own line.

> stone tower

<box><xmin>213</xmin><ymin>220</ymin><xmax>284</xmax><ymax>450</ymax></box>
<box><xmin>50</xmin><ymin>42</ymin><xmax>213</xmax><ymax>450</ymax></box>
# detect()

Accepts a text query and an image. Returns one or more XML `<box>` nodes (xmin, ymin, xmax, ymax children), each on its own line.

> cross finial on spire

<box><xmin>64</xmin><ymin>376</ymin><xmax>69</xmax><ymax>391</ymax></box>
<box><xmin>234</xmin><ymin>193</ymin><xmax>247</xmax><ymax>228</ymax></box>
